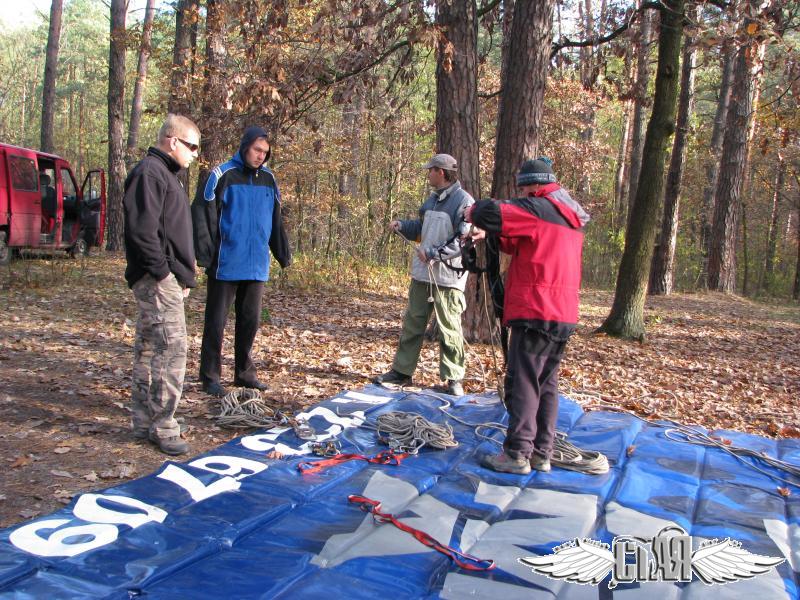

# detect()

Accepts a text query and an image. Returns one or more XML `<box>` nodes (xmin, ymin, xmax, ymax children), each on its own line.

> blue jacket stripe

<box><xmin>204</xmin><ymin>163</ymin><xmax>237</xmax><ymax>201</ymax></box>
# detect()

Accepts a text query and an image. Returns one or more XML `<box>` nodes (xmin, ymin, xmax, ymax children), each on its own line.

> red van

<box><xmin>0</xmin><ymin>143</ymin><xmax>105</xmax><ymax>265</ymax></box>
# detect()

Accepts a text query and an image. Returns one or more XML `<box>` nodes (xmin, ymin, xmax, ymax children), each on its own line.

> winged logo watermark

<box><xmin>519</xmin><ymin>525</ymin><xmax>785</xmax><ymax>589</ymax></box>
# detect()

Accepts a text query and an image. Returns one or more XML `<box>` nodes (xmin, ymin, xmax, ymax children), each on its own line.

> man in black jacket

<box><xmin>123</xmin><ymin>114</ymin><xmax>200</xmax><ymax>456</ymax></box>
<box><xmin>192</xmin><ymin>126</ymin><xmax>291</xmax><ymax>397</ymax></box>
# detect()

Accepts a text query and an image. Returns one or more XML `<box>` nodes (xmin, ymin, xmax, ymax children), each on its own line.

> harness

<box><xmin>433</xmin><ymin>231</ymin><xmax>508</xmax><ymax>359</ymax></box>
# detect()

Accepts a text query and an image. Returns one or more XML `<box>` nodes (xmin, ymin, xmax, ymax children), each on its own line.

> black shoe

<box><xmin>373</xmin><ymin>370</ymin><xmax>412</xmax><ymax>385</ymax></box>
<box><xmin>234</xmin><ymin>379</ymin><xmax>269</xmax><ymax>391</ymax></box>
<box><xmin>202</xmin><ymin>381</ymin><xmax>228</xmax><ymax>397</ymax></box>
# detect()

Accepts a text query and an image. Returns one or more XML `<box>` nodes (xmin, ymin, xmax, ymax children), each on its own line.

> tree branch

<box><xmin>550</xmin><ymin>1</ymin><xmax>662</xmax><ymax>58</ymax></box>
<box><xmin>329</xmin><ymin>39</ymin><xmax>410</xmax><ymax>85</ymax></box>
<box><xmin>477</xmin><ymin>0</ymin><xmax>502</xmax><ymax>19</ymax></box>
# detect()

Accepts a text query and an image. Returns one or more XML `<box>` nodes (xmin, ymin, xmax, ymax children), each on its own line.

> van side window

<box><xmin>60</xmin><ymin>168</ymin><xmax>76</xmax><ymax>198</ymax></box>
<box><xmin>9</xmin><ymin>156</ymin><xmax>38</xmax><ymax>191</ymax></box>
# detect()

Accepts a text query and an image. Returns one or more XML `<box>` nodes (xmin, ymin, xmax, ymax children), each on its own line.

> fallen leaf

<box><xmin>626</xmin><ymin>445</ymin><xmax>636</xmax><ymax>457</ymax></box>
<box><xmin>50</xmin><ymin>470</ymin><xmax>73</xmax><ymax>478</ymax></box>
<box><xmin>11</xmin><ymin>456</ymin><xmax>31</xmax><ymax>468</ymax></box>
<box><xmin>779</xmin><ymin>426</ymin><xmax>800</xmax><ymax>438</ymax></box>
<box><xmin>84</xmin><ymin>471</ymin><xmax>99</xmax><ymax>482</ymax></box>
<box><xmin>53</xmin><ymin>446</ymin><xmax>71</xmax><ymax>454</ymax></box>
<box><xmin>778</xmin><ymin>487</ymin><xmax>791</xmax><ymax>497</ymax></box>
<box><xmin>19</xmin><ymin>509</ymin><xmax>40</xmax><ymax>519</ymax></box>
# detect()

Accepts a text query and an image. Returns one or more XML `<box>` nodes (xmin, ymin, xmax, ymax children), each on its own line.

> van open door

<box><xmin>79</xmin><ymin>169</ymin><xmax>106</xmax><ymax>252</ymax></box>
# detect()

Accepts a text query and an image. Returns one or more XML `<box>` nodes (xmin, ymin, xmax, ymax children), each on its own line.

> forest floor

<box><xmin>0</xmin><ymin>253</ymin><xmax>799</xmax><ymax>528</ymax></box>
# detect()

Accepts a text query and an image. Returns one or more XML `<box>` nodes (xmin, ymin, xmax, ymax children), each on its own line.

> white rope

<box><xmin>362</xmin><ymin>410</ymin><xmax>458</xmax><ymax>454</ymax></box>
<box><xmin>216</xmin><ymin>388</ymin><xmax>282</xmax><ymax>429</ymax></box>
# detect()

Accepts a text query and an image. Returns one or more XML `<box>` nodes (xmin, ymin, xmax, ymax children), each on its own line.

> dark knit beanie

<box><xmin>516</xmin><ymin>157</ymin><xmax>556</xmax><ymax>186</ymax></box>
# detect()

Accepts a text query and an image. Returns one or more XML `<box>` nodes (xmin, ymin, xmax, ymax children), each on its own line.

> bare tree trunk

<box><xmin>435</xmin><ymin>0</ymin><xmax>480</xmax><ymax>199</ymax></box>
<box><xmin>78</xmin><ymin>58</ymin><xmax>85</xmax><ymax>175</ymax></box>
<box><xmin>434</xmin><ymin>0</ymin><xmax>488</xmax><ymax>344</ymax></box>
<box><xmin>741</xmin><ymin>194</ymin><xmax>750</xmax><ymax>295</ymax></box>
<box><xmin>648</xmin><ymin>7</ymin><xmax>696</xmax><ymax>296</ymax></box>
<box><xmin>68</xmin><ymin>63</ymin><xmax>75</xmax><ymax>165</ymax></box>
<box><xmin>126</xmin><ymin>0</ymin><xmax>156</xmax><ymax>167</ymax></box>
<box><xmin>613</xmin><ymin>102</ymin><xmax>632</xmax><ymax>231</ymax></box>
<box><xmin>169</xmin><ymin>0</ymin><xmax>198</xmax><ymax>115</ymax></box>
<box><xmin>336</xmin><ymin>86</ymin><xmax>364</xmax><ymax>246</ymax></box>
<box><xmin>338</xmin><ymin>90</ymin><xmax>364</xmax><ymax>200</ymax></box>
<box><xmin>625</xmin><ymin>7</ymin><xmax>653</xmax><ymax>226</ymax></box>
<box><xmin>707</xmin><ymin>5</ymin><xmax>765</xmax><ymax>292</ymax></box>
<box><xmin>598</xmin><ymin>0</ymin><xmax>685</xmax><ymax>341</ymax></box>
<box><xmin>760</xmin><ymin>157</ymin><xmax>785</xmax><ymax>294</ymax></box>
<box><xmin>40</xmin><ymin>0</ymin><xmax>63</xmax><ymax>154</ymax></box>
<box><xmin>105</xmin><ymin>0</ymin><xmax>127</xmax><ymax>252</ymax></box>
<box><xmin>613</xmin><ymin>39</ymin><xmax>634</xmax><ymax>225</ymax></box>
<box><xmin>700</xmin><ymin>42</ymin><xmax>736</xmax><ymax>285</ymax></box>
<box><xmin>464</xmin><ymin>0</ymin><xmax>553</xmax><ymax>349</ymax></box>
<box><xmin>490</xmin><ymin>0</ymin><xmax>554</xmax><ymax>200</ymax></box>
<box><xmin>169</xmin><ymin>0</ymin><xmax>199</xmax><ymax>191</ymax></box>
<box><xmin>575</xmin><ymin>0</ymin><xmax>596</xmax><ymax>195</ymax></box>
<box><xmin>196</xmin><ymin>0</ymin><xmax>229</xmax><ymax>187</ymax></box>
<box><xmin>794</xmin><ymin>199</ymin><xmax>800</xmax><ymax>301</ymax></box>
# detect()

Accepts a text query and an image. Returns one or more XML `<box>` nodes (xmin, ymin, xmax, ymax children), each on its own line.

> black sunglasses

<box><xmin>174</xmin><ymin>137</ymin><xmax>200</xmax><ymax>152</ymax></box>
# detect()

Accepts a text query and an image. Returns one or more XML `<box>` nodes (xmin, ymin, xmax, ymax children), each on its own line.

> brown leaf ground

<box><xmin>0</xmin><ymin>254</ymin><xmax>798</xmax><ymax>528</ymax></box>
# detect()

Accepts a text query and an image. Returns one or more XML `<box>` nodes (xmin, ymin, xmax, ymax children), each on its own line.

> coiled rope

<box><xmin>417</xmin><ymin>390</ymin><xmax>610</xmax><ymax>475</ymax></box>
<box><xmin>215</xmin><ymin>388</ymin><xmax>282</xmax><ymax>429</ymax></box>
<box><xmin>573</xmin><ymin>391</ymin><xmax>800</xmax><ymax>488</ymax></box>
<box><xmin>362</xmin><ymin>411</ymin><xmax>458</xmax><ymax>454</ymax></box>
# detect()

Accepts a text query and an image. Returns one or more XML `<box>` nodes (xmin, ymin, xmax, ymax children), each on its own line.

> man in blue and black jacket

<box><xmin>192</xmin><ymin>126</ymin><xmax>291</xmax><ymax>397</ymax></box>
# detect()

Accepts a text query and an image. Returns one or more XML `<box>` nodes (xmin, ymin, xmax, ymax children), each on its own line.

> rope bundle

<box><xmin>216</xmin><ymin>388</ymin><xmax>282</xmax><ymax>429</ymax></box>
<box><xmin>372</xmin><ymin>411</ymin><xmax>458</xmax><ymax>454</ymax></box>
<box><xmin>551</xmin><ymin>432</ymin><xmax>610</xmax><ymax>475</ymax></box>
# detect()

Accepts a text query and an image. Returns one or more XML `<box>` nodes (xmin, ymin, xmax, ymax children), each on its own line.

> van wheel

<box><xmin>70</xmin><ymin>236</ymin><xmax>89</xmax><ymax>258</ymax></box>
<box><xmin>0</xmin><ymin>232</ymin><xmax>11</xmax><ymax>266</ymax></box>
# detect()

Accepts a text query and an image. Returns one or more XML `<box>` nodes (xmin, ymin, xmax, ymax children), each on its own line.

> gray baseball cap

<box><xmin>423</xmin><ymin>153</ymin><xmax>458</xmax><ymax>171</ymax></box>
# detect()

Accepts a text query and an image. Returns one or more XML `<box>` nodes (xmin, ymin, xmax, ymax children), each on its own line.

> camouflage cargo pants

<box><xmin>130</xmin><ymin>273</ymin><xmax>187</xmax><ymax>440</ymax></box>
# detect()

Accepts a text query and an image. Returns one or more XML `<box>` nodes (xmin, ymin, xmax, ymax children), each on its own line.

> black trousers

<box><xmin>199</xmin><ymin>275</ymin><xmax>265</xmax><ymax>386</ymax></box>
<box><xmin>503</xmin><ymin>326</ymin><xmax>567</xmax><ymax>461</ymax></box>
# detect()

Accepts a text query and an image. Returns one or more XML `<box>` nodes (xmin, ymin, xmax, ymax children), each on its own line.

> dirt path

<box><xmin>1</xmin><ymin>254</ymin><xmax>798</xmax><ymax>528</ymax></box>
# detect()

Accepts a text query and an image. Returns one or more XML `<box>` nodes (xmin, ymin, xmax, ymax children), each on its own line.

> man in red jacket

<box><xmin>466</xmin><ymin>158</ymin><xmax>590</xmax><ymax>474</ymax></box>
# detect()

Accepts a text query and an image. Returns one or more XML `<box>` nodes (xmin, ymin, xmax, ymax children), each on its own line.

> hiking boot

<box><xmin>202</xmin><ymin>381</ymin><xmax>228</xmax><ymax>397</ymax></box>
<box><xmin>446</xmin><ymin>380</ymin><xmax>464</xmax><ymax>397</ymax></box>
<box><xmin>373</xmin><ymin>370</ymin><xmax>412</xmax><ymax>386</ymax></box>
<box><xmin>530</xmin><ymin>454</ymin><xmax>552</xmax><ymax>473</ymax></box>
<box><xmin>134</xmin><ymin>420</ymin><xmax>187</xmax><ymax>440</ymax></box>
<box><xmin>234</xmin><ymin>378</ymin><xmax>269</xmax><ymax>391</ymax></box>
<box><xmin>481</xmin><ymin>451</ymin><xmax>531</xmax><ymax>475</ymax></box>
<box><xmin>149</xmin><ymin>433</ymin><xmax>190</xmax><ymax>456</ymax></box>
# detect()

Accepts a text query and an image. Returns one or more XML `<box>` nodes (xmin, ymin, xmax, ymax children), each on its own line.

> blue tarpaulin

<box><xmin>1</xmin><ymin>386</ymin><xmax>798</xmax><ymax>598</ymax></box>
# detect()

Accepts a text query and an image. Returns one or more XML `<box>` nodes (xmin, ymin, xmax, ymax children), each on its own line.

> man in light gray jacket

<box><xmin>374</xmin><ymin>154</ymin><xmax>474</xmax><ymax>396</ymax></box>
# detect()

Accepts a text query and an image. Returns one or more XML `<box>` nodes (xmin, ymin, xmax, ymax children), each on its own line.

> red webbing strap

<box><xmin>297</xmin><ymin>450</ymin><xmax>409</xmax><ymax>475</ymax></box>
<box><xmin>347</xmin><ymin>494</ymin><xmax>496</xmax><ymax>572</ymax></box>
